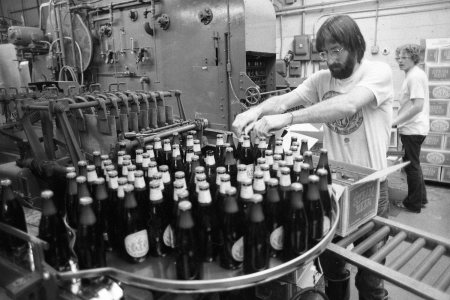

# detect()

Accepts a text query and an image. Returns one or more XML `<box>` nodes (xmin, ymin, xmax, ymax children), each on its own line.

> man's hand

<box><xmin>232</xmin><ymin>108</ymin><xmax>261</xmax><ymax>137</ymax></box>
<box><xmin>253</xmin><ymin>114</ymin><xmax>291</xmax><ymax>137</ymax></box>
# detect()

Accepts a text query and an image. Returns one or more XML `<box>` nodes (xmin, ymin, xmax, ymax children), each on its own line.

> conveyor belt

<box><xmin>326</xmin><ymin>216</ymin><xmax>450</xmax><ymax>300</ymax></box>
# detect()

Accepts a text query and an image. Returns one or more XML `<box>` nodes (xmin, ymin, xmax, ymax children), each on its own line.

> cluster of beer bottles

<box><xmin>24</xmin><ymin>130</ymin><xmax>333</xmax><ymax>280</ymax></box>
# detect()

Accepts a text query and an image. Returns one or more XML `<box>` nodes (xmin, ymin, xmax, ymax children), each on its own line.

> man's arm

<box><xmin>392</xmin><ymin>98</ymin><xmax>424</xmax><ymax>127</ymax></box>
<box><xmin>252</xmin><ymin>86</ymin><xmax>376</xmax><ymax>137</ymax></box>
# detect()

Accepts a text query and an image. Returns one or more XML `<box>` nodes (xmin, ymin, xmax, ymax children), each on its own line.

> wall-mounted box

<box><xmin>293</xmin><ymin>35</ymin><xmax>310</xmax><ymax>61</ymax></box>
<box><xmin>289</xmin><ymin>61</ymin><xmax>302</xmax><ymax>77</ymax></box>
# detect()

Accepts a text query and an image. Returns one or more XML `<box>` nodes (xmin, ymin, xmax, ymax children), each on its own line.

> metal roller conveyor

<box><xmin>327</xmin><ymin>216</ymin><xmax>450</xmax><ymax>300</ymax></box>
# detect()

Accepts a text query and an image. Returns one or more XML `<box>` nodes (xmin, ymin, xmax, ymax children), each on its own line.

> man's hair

<box><xmin>396</xmin><ymin>44</ymin><xmax>422</xmax><ymax>64</ymax></box>
<box><xmin>316</xmin><ymin>15</ymin><xmax>366</xmax><ymax>63</ymax></box>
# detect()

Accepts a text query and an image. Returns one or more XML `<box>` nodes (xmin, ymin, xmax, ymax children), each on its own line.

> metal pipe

<box><xmin>370</xmin><ymin>231</ymin><xmax>407</xmax><ymax>263</ymax></box>
<box><xmin>276</xmin><ymin>0</ymin><xmax>369</xmax><ymax>13</ymax></box>
<box><xmin>434</xmin><ymin>265</ymin><xmax>450</xmax><ymax>291</ymax></box>
<box><xmin>351</xmin><ymin>226</ymin><xmax>390</xmax><ymax>255</ymax></box>
<box><xmin>130</xmin><ymin>123</ymin><xmax>197</xmax><ymax>148</ymax></box>
<box><xmin>389</xmin><ymin>238</ymin><xmax>426</xmax><ymax>271</ymax></box>
<box><xmin>55</xmin><ymin>3</ymin><xmax>67</xmax><ymax>67</ymax></box>
<box><xmin>276</xmin><ymin>0</ymin><xmax>376</xmax><ymax>16</ymax></box>
<box><xmin>410</xmin><ymin>245</ymin><xmax>445</xmax><ymax>280</ymax></box>
<box><xmin>336</xmin><ymin>221</ymin><xmax>375</xmax><ymax>248</ymax></box>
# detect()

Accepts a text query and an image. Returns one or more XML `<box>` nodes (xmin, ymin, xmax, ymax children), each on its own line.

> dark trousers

<box><xmin>400</xmin><ymin>134</ymin><xmax>427</xmax><ymax>211</ymax></box>
<box><xmin>321</xmin><ymin>181</ymin><xmax>389</xmax><ymax>300</ymax></box>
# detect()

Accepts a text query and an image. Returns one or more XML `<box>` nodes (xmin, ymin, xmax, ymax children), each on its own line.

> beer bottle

<box><xmin>153</xmin><ymin>137</ymin><xmax>164</xmax><ymax>166</ymax></box>
<box><xmin>271</xmin><ymin>154</ymin><xmax>282</xmax><ymax>178</ymax></box>
<box><xmin>142</xmin><ymin>152</ymin><xmax>151</xmax><ymax>176</ymax></box>
<box><xmin>193</xmin><ymin>139</ymin><xmax>203</xmax><ymax>164</ymax></box>
<box><xmin>159</xmin><ymin>165</ymin><xmax>174</xmax><ymax>218</ymax></box>
<box><xmin>255</xmin><ymin>157</ymin><xmax>266</xmax><ymax>173</ymax></box>
<box><xmin>283</xmin><ymin>182</ymin><xmax>308</xmax><ymax>260</ymax></box>
<box><xmin>252</xmin><ymin>135</ymin><xmax>260</xmax><ymax>158</ymax></box>
<box><xmin>299</xmin><ymin>163</ymin><xmax>310</xmax><ymax>198</ymax></box>
<box><xmin>285</xmin><ymin>150</ymin><xmax>294</xmax><ymax>174</ymax></box>
<box><xmin>317</xmin><ymin>169</ymin><xmax>332</xmax><ymax>237</ymax></box>
<box><xmin>213</xmin><ymin>166</ymin><xmax>226</xmax><ymax>205</ymax></box>
<box><xmin>184</xmin><ymin>134</ymin><xmax>194</xmax><ymax>158</ymax></box>
<box><xmin>267</xmin><ymin>134</ymin><xmax>276</xmax><ymax>152</ymax></box>
<box><xmin>147</xmin><ymin>161</ymin><xmax>159</xmax><ymax>186</ymax></box>
<box><xmin>78</xmin><ymin>160</ymin><xmax>88</xmax><ymax>177</ymax></box>
<box><xmin>238</xmin><ymin>178</ymin><xmax>253</xmax><ymax>214</ymax></box>
<box><xmin>303</xmin><ymin>151</ymin><xmax>314</xmax><ymax>174</ymax></box>
<box><xmin>215</xmin><ymin>133</ymin><xmax>226</xmax><ymax>167</ymax></box>
<box><xmin>243</xmin><ymin>194</ymin><xmax>269</xmax><ymax>274</ymax></box>
<box><xmin>253</xmin><ymin>170</ymin><xmax>266</xmax><ymax>197</ymax></box>
<box><xmin>116</xmin><ymin>151</ymin><xmax>125</xmax><ymax>177</ymax></box>
<box><xmin>104</xmin><ymin>165</ymin><xmax>115</xmax><ymax>184</ymax></box>
<box><xmin>174</xmin><ymin>171</ymin><xmax>187</xmax><ymax>190</ymax></box>
<box><xmin>219</xmin><ymin>186</ymin><xmax>244</xmax><ymax>270</ymax></box>
<box><xmin>92</xmin><ymin>150</ymin><xmax>103</xmax><ymax>178</ymax></box>
<box><xmin>277</xmin><ymin>160</ymin><xmax>287</xmax><ymax>180</ymax></box>
<box><xmin>274</xmin><ymin>138</ymin><xmax>284</xmax><ymax>160</ymax></box>
<box><xmin>121</xmin><ymin>185</ymin><xmax>149</xmax><ymax>263</ymax></box>
<box><xmin>204</xmin><ymin>150</ymin><xmax>217</xmax><ymax>188</ymax></box>
<box><xmin>306</xmin><ymin>175</ymin><xmax>324</xmax><ymax>245</ymax></box>
<box><xmin>255</xmin><ymin>136</ymin><xmax>267</xmax><ymax>160</ymax></box>
<box><xmin>290</xmin><ymin>136</ymin><xmax>298</xmax><ymax>148</ymax></box>
<box><xmin>184</xmin><ymin>150</ymin><xmax>197</xmax><ymax>181</ymax></box>
<box><xmin>300</xmin><ymin>138</ymin><xmax>308</xmax><ymax>156</ymax></box>
<box><xmin>107</xmin><ymin>170</ymin><xmax>119</xmax><ymax>249</ymax></box>
<box><xmin>265</xmin><ymin>150</ymin><xmax>274</xmax><ymax>174</ymax></box>
<box><xmin>116</xmin><ymin>177</ymin><xmax>128</xmax><ymax>243</ymax></box>
<box><xmin>172</xmin><ymin>132</ymin><xmax>184</xmax><ymax>159</ymax></box>
<box><xmin>38</xmin><ymin>190</ymin><xmax>71</xmax><ymax>271</ymax></box>
<box><xmin>127</xmin><ymin>164</ymin><xmax>137</xmax><ymax>186</ymax></box>
<box><xmin>145</xmin><ymin>144</ymin><xmax>155</xmax><ymax>162</ymax></box>
<box><xmin>76</xmin><ymin>197</ymin><xmax>101</xmax><ymax>269</ymax></box>
<box><xmin>196</xmin><ymin>182</ymin><xmax>217</xmax><ymax>262</ymax></box>
<box><xmin>239</xmin><ymin>135</ymin><xmax>255</xmax><ymax>179</ymax></box>
<box><xmin>171</xmin><ymin>144</ymin><xmax>184</xmax><ymax>175</ymax></box>
<box><xmin>86</xmin><ymin>165</ymin><xmax>98</xmax><ymax>196</ymax></box>
<box><xmin>162</xmin><ymin>138</ymin><xmax>173</xmax><ymax>167</ymax></box>
<box><xmin>134</xmin><ymin>170</ymin><xmax>149</xmax><ymax>218</ymax></box>
<box><xmin>175</xmin><ymin>201</ymin><xmax>202</xmax><ymax>280</ymax></box>
<box><xmin>193</xmin><ymin>174</ymin><xmax>207</xmax><ymax>214</ymax></box>
<box><xmin>224</xmin><ymin>147</ymin><xmax>238</xmax><ymax>188</ymax></box>
<box><xmin>236</xmin><ymin>164</ymin><xmax>248</xmax><ymax>197</ymax></box>
<box><xmin>261</xmin><ymin>164</ymin><xmax>271</xmax><ymax>184</ymax></box>
<box><xmin>65</xmin><ymin>172</ymin><xmax>79</xmax><ymax>228</ymax></box>
<box><xmin>171</xmin><ymin>181</ymin><xmax>186</xmax><ymax>222</ymax></box>
<box><xmin>77</xmin><ymin>176</ymin><xmax>91</xmax><ymax>203</ymax></box>
<box><xmin>316</xmin><ymin>149</ymin><xmax>332</xmax><ymax>185</ymax></box>
<box><xmin>94</xmin><ymin>178</ymin><xmax>112</xmax><ymax>253</ymax></box>
<box><xmin>236</xmin><ymin>135</ymin><xmax>244</xmax><ymax>161</ymax></box>
<box><xmin>278</xmin><ymin>167</ymin><xmax>292</xmax><ymax>216</ymax></box>
<box><xmin>290</xmin><ymin>145</ymin><xmax>300</xmax><ymax>161</ymax></box>
<box><xmin>264</xmin><ymin>178</ymin><xmax>283</xmax><ymax>258</ymax></box>
<box><xmin>135</xmin><ymin>149</ymin><xmax>144</xmax><ymax>171</ymax></box>
<box><xmin>216</xmin><ymin>173</ymin><xmax>231</xmax><ymax>219</ymax></box>
<box><xmin>121</xmin><ymin>160</ymin><xmax>131</xmax><ymax>180</ymax></box>
<box><xmin>148</xmin><ymin>181</ymin><xmax>170</xmax><ymax>257</ymax></box>
<box><xmin>0</xmin><ymin>179</ymin><xmax>28</xmax><ymax>253</ymax></box>
<box><xmin>292</xmin><ymin>156</ymin><xmax>303</xmax><ymax>183</ymax></box>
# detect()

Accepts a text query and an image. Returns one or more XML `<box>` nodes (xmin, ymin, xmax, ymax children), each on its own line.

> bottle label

<box><xmin>270</xmin><ymin>226</ymin><xmax>284</xmax><ymax>251</ymax></box>
<box><xmin>323</xmin><ymin>216</ymin><xmax>331</xmax><ymax>237</ymax></box>
<box><xmin>232</xmin><ymin>236</ymin><xmax>244</xmax><ymax>262</ymax></box>
<box><xmin>163</xmin><ymin>225</ymin><xmax>175</xmax><ymax>248</ymax></box>
<box><xmin>124</xmin><ymin>230</ymin><xmax>149</xmax><ymax>258</ymax></box>
<box><xmin>136</xmin><ymin>155</ymin><xmax>143</xmax><ymax>164</ymax></box>
<box><xmin>245</xmin><ymin>164</ymin><xmax>254</xmax><ymax>179</ymax></box>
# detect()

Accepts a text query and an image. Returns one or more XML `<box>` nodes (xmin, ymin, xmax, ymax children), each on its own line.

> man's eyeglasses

<box><xmin>319</xmin><ymin>47</ymin><xmax>344</xmax><ymax>61</ymax></box>
<box><xmin>395</xmin><ymin>56</ymin><xmax>411</xmax><ymax>61</ymax></box>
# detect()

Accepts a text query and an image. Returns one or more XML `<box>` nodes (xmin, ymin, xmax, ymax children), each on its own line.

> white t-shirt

<box><xmin>397</xmin><ymin>65</ymin><xmax>430</xmax><ymax>136</ymax></box>
<box><xmin>292</xmin><ymin>59</ymin><xmax>394</xmax><ymax>170</ymax></box>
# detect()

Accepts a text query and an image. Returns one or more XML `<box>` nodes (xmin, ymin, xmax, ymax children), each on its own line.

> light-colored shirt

<box><xmin>292</xmin><ymin>59</ymin><xmax>394</xmax><ymax>170</ymax></box>
<box><xmin>397</xmin><ymin>65</ymin><xmax>430</xmax><ymax>136</ymax></box>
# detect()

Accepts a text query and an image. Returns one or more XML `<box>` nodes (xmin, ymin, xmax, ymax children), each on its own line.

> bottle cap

<box><xmin>76</xmin><ymin>176</ymin><xmax>86</xmax><ymax>183</ymax></box>
<box><xmin>66</xmin><ymin>166</ymin><xmax>76</xmax><ymax>173</ymax></box>
<box><xmin>124</xmin><ymin>184</ymin><xmax>134</xmax><ymax>193</ymax></box>
<box><xmin>250</xmin><ymin>193</ymin><xmax>263</xmax><ymax>203</ymax></box>
<box><xmin>281</xmin><ymin>167</ymin><xmax>291</xmax><ymax>175</ymax></box>
<box><xmin>199</xmin><ymin>182</ymin><xmax>210</xmax><ymax>191</ymax></box>
<box><xmin>135</xmin><ymin>170</ymin><xmax>144</xmax><ymax>177</ymax></box>
<box><xmin>78</xmin><ymin>160</ymin><xmax>87</xmax><ymax>166</ymax></box>
<box><xmin>136</xmin><ymin>149</ymin><xmax>143</xmax><ymax>154</ymax></box>
<box><xmin>308</xmin><ymin>175</ymin><xmax>320</xmax><ymax>183</ymax></box>
<box><xmin>216</xmin><ymin>166</ymin><xmax>226</xmax><ymax>174</ymax></box>
<box><xmin>66</xmin><ymin>172</ymin><xmax>77</xmax><ymax>179</ymax></box>
<box><xmin>150</xmin><ymin>181</ymin><xmax>160</xmax><ymax>189</ymax></box>
<box><xmin>291</xmin><ymin>182</ymin><xmax>303</xmax><ymax>191</ymax></box>
<box><xmin>178</xmin><ymin>200</ymin><xmax>192</xmax><ymax>211</ymax></box>
<box><xmin>316</xmin><ymin>168</ymin><xmax>328</xmax><ymax>176</ymax></box>
<box><xmin>268</xmin><ymin>178</ymin><xmax>279</xmax><ymax>187</ymax></box>
<box><xmin>41</xmin><ymin>190</ymin><xmax>54</xmax><ymax>199</ymax></box>
<box><xmin>108</xmin><ymin>170</ymin><xmax>118</xmax><ymax>178</ymax></box>
<box><xmin>159</xmin><ymin>165</ymin><xmax>169</xmax><ymax>172</ymax></box>
<box><xmin>253</xmin><ymin>170</ymin><xmax>264</xmax><ymax>179</ymax></box>
<box><xmin>195</xmin><ymin>166</ymin><xmax>205</xmax><ymax>173</ymax></box>
<box><xmin>226</xmin><ymin>186</ymin><xmax>237</xmax><ymax>196</ymax></box>
<box><xmin>175</xmin><ymin>171</ymin><xmax>185</xmax><ymax>179</ymax></box>
<box><xmin>79</xmin><ymin>196</ymin><xmax>93</xmax><ymax>205</ymax></box>
<box><xmin>95</xmin><ymin>177</ymin><xmax>105</xmax><ymax>185</ymax></box>
<box><xmin>87</xmin><ymin>165</ymin><xmax>96</xmax><ymax>171</ymax></box>
<box><xmin>220</xmin><ymin>174</ymin><xmax>230</xmax><ymax>182</ymax></box>
<box><xmin>92</xmin><ymin>150</ymin><xmax>101</xmax><ymax>156</ymax></box>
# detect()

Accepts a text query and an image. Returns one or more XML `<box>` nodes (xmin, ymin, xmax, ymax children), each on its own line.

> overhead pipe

<box><xmin>276</xmin><ymin>0</ymin><xmax>377</xmax><ymax>16</ymax></box>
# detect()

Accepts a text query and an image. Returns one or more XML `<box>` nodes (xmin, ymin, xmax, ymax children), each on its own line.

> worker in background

<box><xmin>392</xmin><ymin>44</ymin><xmax>429</xmax><ymax>213</ymax></box>
<box><xmin>232</xmin><ymin>15</ymin><xmax>393</xmax><ymax>300</ymax></box>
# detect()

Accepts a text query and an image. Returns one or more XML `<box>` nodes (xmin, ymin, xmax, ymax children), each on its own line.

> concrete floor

<box><xmin>348</xmin><ymin>182</ymin><xmax>450</xmax><ymax>300</ymax></box>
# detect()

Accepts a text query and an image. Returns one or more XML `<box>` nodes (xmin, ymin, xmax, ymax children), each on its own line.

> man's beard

<box><xmin>328</xmin><ymin>55</ymin><xmax>356</xmax><ymax>79</ymax></box>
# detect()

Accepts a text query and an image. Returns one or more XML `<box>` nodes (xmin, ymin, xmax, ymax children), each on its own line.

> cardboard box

<box><xmin>420</xmin><ymin>149</ymin><xmax>450</xmax><ymax>166</ymax></box>
<box><xmin>421</xmin><ymin>163</ymin><xmax>442</xmax><ymax>181</ymax></box>
<box><xmin>430</xmin><ymin>117</ymin><xmax>450</xmax><ymax>133</ymax></box>
<box><xmin>429</xmin><ymin>84</ymin><xmax>450</xmax><ymax>100</ymax></box>
<box><xmin>429</xmin><ymin>100</ymin><xmax>450</xmax><ymax>117</ymax></box>
<box><xmin>422</xmin><ymin>133</ymin><xmax>445</xmax><ymax>149</ymax></box>
<box><xmin>427</xmin><ymin>65</ymin><xmax>450</xmax><ymax>82</ymax></box>
<box><xmin>444</xmin><ymin>135</ymin><xmax>450</xmax><ymax>151</ymax></box>
<box><xmin>328</xmin><ymin>159</ymin><xmax>408</xmax><ymax>237</ymax></box>
<box><xmin>440</xmin><ymin>166</ymin><xmax>450</xmax><ymax>183</ymax></box>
